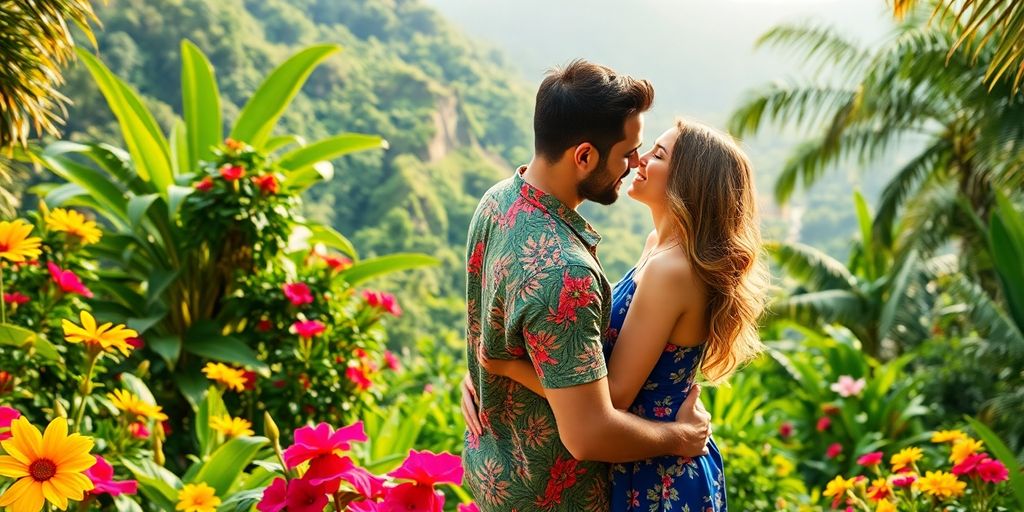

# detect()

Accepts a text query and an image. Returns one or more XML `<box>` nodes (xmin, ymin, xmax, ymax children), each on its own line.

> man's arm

<box><xmin>547</xmin><ymin>377</ymin><xmax>709</xmax><ymax>462</ymax></box>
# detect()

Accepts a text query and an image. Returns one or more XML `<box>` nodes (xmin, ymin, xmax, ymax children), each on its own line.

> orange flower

<box><xmin>0</xmin><ymin>220</ymin><xmax>42</xmax><ymax>263</ymax></box>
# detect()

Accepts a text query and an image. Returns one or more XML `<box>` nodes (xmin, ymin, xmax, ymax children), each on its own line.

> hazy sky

<box><xmin>424</xmin><ymin>0</ymin><xmax>892</xmax><ymax>128</ymax></box>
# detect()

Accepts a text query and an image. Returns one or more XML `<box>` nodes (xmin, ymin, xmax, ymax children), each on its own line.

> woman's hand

<box><xmin>461</xmin><ymin>372</ymin><xmax>482</xmax><ymax>436</ymax></box>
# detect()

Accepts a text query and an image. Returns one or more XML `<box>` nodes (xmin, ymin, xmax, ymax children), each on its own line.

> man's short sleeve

<box><xmin>517</xmin><ymin>265</ymin><xmax>608</xmax><ymax>389</ymax></box>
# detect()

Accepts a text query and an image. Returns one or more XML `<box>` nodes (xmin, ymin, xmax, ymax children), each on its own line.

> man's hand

<box><xmin>672</xmin><ymin>384</ymin><xmax>712</xmax><ymax>457</ymax></box>
<box><xmin>461</xmin><ymin>373</ymin><xmax>483</xmax><ymax>436</ymax></box>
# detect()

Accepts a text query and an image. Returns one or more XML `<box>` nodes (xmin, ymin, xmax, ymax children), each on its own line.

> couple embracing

<box><xmin>460</xmin><ymin>60</ymin><xmax>768</xmax><ymax>512</ymax></box>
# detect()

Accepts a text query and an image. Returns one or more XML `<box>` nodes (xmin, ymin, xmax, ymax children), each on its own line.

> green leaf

<box><xmin>39</xmin><ymin>152</ymin><xmax>130</xmax><ymax>228</ymax></box>
<box><xmin>127</xmin><ymin>194</ymin><xmax>160</xmax><ymax>228</ymax></box>
<box><xmin>148</xmin><ymin>335</ymin><xmax>182</xmax><ymax>369</ymax></box>
<box><xmin>853</xmin><ymin>190</ymin><xmax>877</xmax><ymax>280</ymax></box>
<box><xmin>183</xmin><ymin>321</ymin><xmax>267</xmax><ymax>371</ymax></box>
<box><xmin>265</xmin><ymin>134</ymin><xmax>306</xmax><ymax>153</ymax></box>
<box><xmin>991</xmin><ymin>191</ymin><xmax>1024</xmax><ymax>330</ymax></box>
<box><xmin>175</xmin><ymin>370</ymin><xmax>207</xmax><ymax>412</ymax></box>
<box><xmin>181</xmin><ymin>40</ymin><xmax>222</xmax><ymax>171</ymax></box>
<box><xmin>171</xmin><ymin>118</ymin><xmax>189</xmax><ymax>177</ymax></box>
<box><xmin>230</xmin><ymin>44</ymin><xmax>341</xmax><ymax>148</ymax></box>
<box><xmin>76</xmin><ymin>49</ymin><xmax>174</xmax><ymax>197</ymax></box>
<box><xmin>302</xmin><ymin>223</ymin><xmax>358</xmax><ymax>259</ymax></box>
<box><xmin>33</xmin><ymin>335</ymin><xmax>60</xmax><ymax>361</ymax></box>
<box><xmin>278</xmin><ymin>133</ymin><xmax>386</xmax><ymax>188</ymax></box>
<box><xmin>122</xmin><ymin>458</ymin><xmax>181</xmax><ymax>509</ymax></box>
<box><xmin>192</xmin><ymin>436</ymin><xmax>269</xmax><ymax>496</ymax></box>
<box><xmin>336</xmin><ymin>254</ymin><xmax>439</xmax><ymax>287</ymax></box>
<box><xmin>146</xmin><ymin>268</ymin><xmax>180</xmax><ymax>306</ymax></box>
<box><xmin>0</xmin><ymin>324</ymin><xmax>35</xmax><ymax>347</ymax></box>
<box><xmin>120</xmin><ymin>372</ymin><xmax>158</xmax><ymax>404</ymax></box>
<box><xmin>196</xmin><ymin>386</ymin><xmax>228</xmax><ymax>457</ymax></box>
<box><xmin>966</xmin><ymin>417</ymin><xmax>1024</xmax><ymax>508</ymax></box>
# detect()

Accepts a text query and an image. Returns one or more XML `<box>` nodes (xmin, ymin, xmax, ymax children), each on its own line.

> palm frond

<box><xmin>892</xmin><ymin>178</ymin><xmax>960</xmax><ymax>259</ymax></box>
<box><xmin>942</xmin><ymin>271</ymin><xmax>1024</xmax><ymax>356</ymax></box>
<box><xmin>766</xmin><ymin>240</ymin><xmax>857</xmax><ymax>292</ymax></box>
<box><xmin>756</xmin><ymin>22</ymin><xmax>872</xmax><ymax>77</ymax></box>
<box><xmin>728</xmin><ymin>82</ymin><xmax>858</xmax><ymax>138</ymax></box>
<box><xmin>873</xmin><ymin>139</ymin><xmax>953</xmax><ymax>247</ymax></box>
<box><xmin>767</xmin><ymin>289</ymin><xmax>868</xmax><ymax>328</ymax></box>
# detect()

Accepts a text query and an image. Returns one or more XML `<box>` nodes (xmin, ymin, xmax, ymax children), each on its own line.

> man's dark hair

<box><xmin>534</xmin><ymin>59</ymin><xmax>654</xmax><ymax>163</ymax></box>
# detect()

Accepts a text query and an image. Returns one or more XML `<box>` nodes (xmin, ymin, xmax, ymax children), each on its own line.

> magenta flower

<box><xmin>830</xmin><ymin>375</ymin><xmax>866</xmax><ymax>398</ymax></box>
<box><xmin>282</xmin><ymin>421</ymin><xmax>367</xmax><ymax>468</ymax></box>
<box><xmin>458</xmin><ymin>504</ymin><xmax>481</xmax><ymax>512</ymax></box>
<box><xmin>292</xmin><ymin>320</ymin><xmax>326</xmax><ymax>339</ymax></box>
<box><xmin>47</xmin><ymin>262</ymin><xmax>94</xmax><ymax>298</ymax></box>
<box><xmin>856</xmin><ymin>452</ymin><xmax>883</xmax><ymax>467</ymax></box>
<box><xmin>85</xmin><ymin>455</ymin><xmax>138</xmax><ymax>496</ymax></box>
<box><xmin>977</xmin><ymin>458</ymin><xmax>1009</xmax><ymax>483</ymax></box>
<box><xmin>128</xmin><ymin>422</ymin><xmax>150</xmax><ymax>440</ymax></box>
<box><xmin>286</xmin><ymin>477</ymin><xmax>329</xmax><ymax>512</ymax></box>
<box><xmin>384</xmin><ymin>351</ymin><xmax>400</xmax><ymax>371</ymax></box>
<box><xmin>816</xmin><ymin>416</ymin><xmax>831</xmax><ymax>432</ymax></box>
<box><xmin>892</xmin><ymin>474</ymin><xmax>916</xmax><ymax>488</ymax></box>
<box><xmin>389</xmin><ymin>450</ymin><xmax>464</xmax><ymax>487</ymax></box>
<box><xmin>346</xmin><ymin>366</ymin><xmax>372</xmax><ymax>391</ymax></box>
<box><xmin>380</xmin><ymin>483</ymin><xmax>445</xmax><ymax>512</ymax></box>
<box><xmin>257</xmin><ymin>477</ymin><xmax>287</xmax><ymax>512</ymax></box>
<box><xmin>778</xmin><ymin>421</ymin><xmax>793</xmax><ymax>439</ymax></box>
<box><xmin>362</xmin><ymin>290</ymin><xmax>402</xmax><ymax>317</ymax></box>
<box><xmin>826</xmin><ymin>443</ymin><xmax>843</xmax><ymax>459</ymax></box>
<box><xmin>2</xmin><ymin>292</ymin><xmax>29</xmax><ymax>305</ymax></box>
<box><xmin>952</xmin><ymin>453</ymin><xmax>988</xmax><ymax>475</ymax></box>
<box><xmin>0</xmin><ymin>406</ymin><xmax>21</xmax><ymax>440</ymax></box>
<box><xmin>304</xmin><ymin>454</ymin><xmax>386</xmax><ymax>498</ymax></box>
<box><xmin>283</xmin><ymin>282</ymin><xmax>314</xmax><ymax>306</ymax></box>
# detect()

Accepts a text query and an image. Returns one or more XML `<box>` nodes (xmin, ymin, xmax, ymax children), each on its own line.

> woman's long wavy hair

<box><xmin>666</xmin><ymin>119</ymin><xmax>769</xmax><ymax>383</ymax></box>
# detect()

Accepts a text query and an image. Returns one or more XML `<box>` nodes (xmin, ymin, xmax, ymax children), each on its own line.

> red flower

<box><xmin>126</xmin><ymin>336</ymin><xmax>144</xmax><ymax>349</ymax></box>
<box><xmin>47</xmin><ymin>262</ymin><xmax>94</xmax><ymax>297</ymax></box>
<box><xmin>283</xmin><ymin>282</ymin><xmax>314</xmax><ymax>306</ymax></box>
<box><xmin>257</xmin><ymin>477</ymin><xmax>287</xmax><ymax>512</ymax></box>
<box><xmin>2</xmin><ymin>292</ymin><xmax>29</xmax><ymax>305</ymax></box>
<box><xmin>826</xmin><ymin>443</ymin><xmax>843</xmax><ymax>459</ymax></box>
<box><xmin>952</xmin><ymin>453</ymin><xmax>988</xmax><ymax>475</ymax></box>
<box><xmin>816</xmin><ymin>416</ymin><xmax>832</xmax><ymax>432</ymax></box>
<box><xmin>380</xmin><ymin>482</ymin><xmax>444</xmax><ymax>512</ymax></box>
<box><xmin>362</xmin><ymin>290</ymin><xmax>402</xmax><ymax>317</ymax></box>
<box><xmin>253</xmin><ymin>174</ymin><xmax>279</xmax><ymax>194</ymax></box>
<box><xmin>977</xmin><ymin>458</ymin><xmax>1009</xmax><ymax>483</ymax></box>
<box><xmin>128</xmin><ymin>422</ymin><xmax>150</xmax><ymax>439</ymax></box>
<box><xmin>551</xmin><ymin>272</ymin><xmax>597</xmax><ymax>324</ymax></box>
<box><xmin>256</xmin><ymin>319</ymin><xmax>273</xmax><ymax>332</ymax></box>
<box><xmin>384</xmin><ymin>350</ymin><xmax>400</xmax><ymax>371</ymax></box>
<box><xmin>282</xmin><ymin>421</ymin><xmax>368</xmax><ymax>468</ymax></box>
<box><xmin>0</xmin><ymin>406</ymin><xmax>21</xmax><ymax>440</ymax></box>
<box><xmin>0</xmin><ymin>372</ymin><xmax>13</xmax><ymax>396</ymax></box>
<box><xmin>535</xmin><ymin>456</ymin><xmax>585</xmax><ymax>508</ymax></box>
<box><xmin>317</xmin><ymin>251</ymin><xmax>352</xmax><ymax>271</ymax></box>
<box><xmin>467</xmin><ymin>241</ymin><xmax>485</xmax><ymax>276</ymax></box>
<box><xmin>219</xmin><ymin>164</ymin><xmax>245</xmax><ymax>181</ymax></box>
<box><xmin>857</xmin><ymin>452</ymin><xmax>883</xmax><ymax>467</ymax></box>
<box><xmin>292</xmin><ymin>320</ymin><xmax>325</xmax><ymax>339</ymax></box>
<box><xmin>778</xmin><ymin>422</ymin><xmax>794</xmax><ymax>439</ymax></box>
<box><xmin>85</xmin><ymin>455</ymin><xmax>138</xmax><ymax>496</ymax></box>
<box><xmin>285</xmin><ymin>476</ymin><xmax>329</xmax><ymax>512</ymax></box>
<box><xmin>242</xmin><ymin>370</ymin><xmax>258</xmax><ymax>391</ymax></box>
<box><xmin>346</xmin><ymin>366</ymin><xmax>372</xmax><ymax>391</ymax></box>
<box><xmin>194</xmin><ymin>176</ymin><xmax>214</xmax><ymax>191</ymax></box>
<box><xmin>388</xmin><ymin>450</ymin><xmax>464</xmax><ymax>487</ymax></box>
<box><xmin>891</xmin><ymin>475</ymin><xmax>916</xmax><ymax>488</ymax></box>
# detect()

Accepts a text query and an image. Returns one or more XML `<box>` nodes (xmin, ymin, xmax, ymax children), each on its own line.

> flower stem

<box><xmin>72</xmin><ymin>351</ymin><xmax>100</xmax><ymax>433</ymax></box>
<box><xmin>0</xmin><ymin>264</ymin><xmax>7</xmax><ymax>324</ymax></box>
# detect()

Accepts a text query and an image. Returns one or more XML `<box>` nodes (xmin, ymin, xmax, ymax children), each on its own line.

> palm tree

<box><xmin>892</xmin><ymin>0</ymin><xmax>1024</xmax><ymax>93</ymax></box>
<box><xmin>766</xmin><ymin>192</ymin><xmax>937</xmax><ymax>358</ymax></box>
<box><xmin>730</xmin><ymin>14</ymin><xmax>1024</xmax><ymax>270</ymax></box>
<box><xmin>0</xmin><ymin>0</ymin><xmax>99</xmax><ymax>214</ymax></box>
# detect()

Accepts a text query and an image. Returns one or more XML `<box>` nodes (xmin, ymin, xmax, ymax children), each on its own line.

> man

<box><xmin>461</xmin><ymin>60</ymin><xmax>712</xmax><ymax>511</ymax></box>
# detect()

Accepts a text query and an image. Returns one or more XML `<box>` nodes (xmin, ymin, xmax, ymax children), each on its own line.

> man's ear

<box><xmin>573</xmin><ymin>142</ymin><xmax>600</xmax><ymax>173</ymax></box>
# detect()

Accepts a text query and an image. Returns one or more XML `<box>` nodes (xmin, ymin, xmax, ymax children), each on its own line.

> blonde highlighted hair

<box><xmin>666</xmin><ymin>119</ymin><xmax>768</xmax><ymax>383</ymax></box>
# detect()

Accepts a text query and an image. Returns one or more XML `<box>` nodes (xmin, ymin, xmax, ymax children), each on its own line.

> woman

<box><xmin>465</xmin><ymin>119</ymin><xmax>768</xmax><ymax>511</ymax></box>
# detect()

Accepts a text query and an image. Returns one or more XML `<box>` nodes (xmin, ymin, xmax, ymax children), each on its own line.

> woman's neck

<box><xmin>649</xmin><ymin>204</ymin><xmax>680</xmax><ymax>247</ymax></box>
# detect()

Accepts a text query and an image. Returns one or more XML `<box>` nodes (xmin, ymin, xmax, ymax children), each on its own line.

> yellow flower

<box><xmin>772</xmin><ymin>454</ymin><xmax>794</xmax><ymax>477</ymax></box>
<box><xmin>914</xmin><ymin>470</ymin><xmax>966</xmax><ymax>499</ymax></box>
<box><xmin>176</xmin><ymin>482</ymin><xmax>220</xmax><ymax>512</ymax></box>
<box><xmin>822</xmin><ymin>475</ymin><xmax>855</xmax><ymax>499</ymax></box>
<box><xmin>0</xmin><ymin>417</ymin><xmax>95</xmax><ymax>512</ymax></box>
<box><xmin>890</xmin><ymin>446</ymin><xmax>923</xmax><ymax>472</ymax></box>
<box><xmin>876</xmin><ymin>499</ymin><xmax>897</xmax><ymax>512</ymax></box>
<box><xmin>45</xmin><ymin>209</ymin><xmax>102</xmax><ymax>245</ymax></box>
<box><xmin>201</xmin><ymin>363</ymin><xmax>247</xmax><ymax>392</ymax></box>
<box><xmin>0</xmin><ymin>219</ymin><xmax>42</xmax><ymax>263</ymax></box>
<box><xmin>950</xmin><ymin>438</ymin><xmax>983</xmax><ymax>464</ymax></box>
<box><xmin>62</xmin><ymin>310</ymin><xmax>138</xmax><ymax>357</ymax></box>
<box><xmin>108</xmin><ymin>389</ymin><xmax>169</xmax><ymax>422</ymax></box>
<box><xmin>209</xmin><ymin>415</ymin><xmax>254</xmax><ymax>438</ymax></box>
<box><xmin>931</xmin><ymin>429</ymin><xmax>967</xmax><ymax>444</ymax></box>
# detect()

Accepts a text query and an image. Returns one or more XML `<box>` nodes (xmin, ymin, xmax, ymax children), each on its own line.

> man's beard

<box><xmin>578</xmin><ymin>159</ymin><xmax>629</xmax><ymax>206</ymax></box>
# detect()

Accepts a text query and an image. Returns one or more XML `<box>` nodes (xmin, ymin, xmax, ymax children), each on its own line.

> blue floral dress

<box><xmin>604</xmin><ymin>266</ymin><xmax>727</xmax><ymax>512</ymax></box>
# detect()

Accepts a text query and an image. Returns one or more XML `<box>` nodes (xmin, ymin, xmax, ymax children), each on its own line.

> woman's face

<box><xmin>627</xmin><ymin>127</ymin><xmax>677</xmax><ymax>206</ymax></box>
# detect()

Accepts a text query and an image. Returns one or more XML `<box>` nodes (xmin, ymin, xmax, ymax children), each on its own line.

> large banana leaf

<box><xmin>180</xmin><ymin>39</ymin><xmax>221</xmax><ymax>173</ymax></box>
<box><xmin>990</xmin><ymin>192</ymin><xmax>1024</xmax><ymax>330</ymax></box>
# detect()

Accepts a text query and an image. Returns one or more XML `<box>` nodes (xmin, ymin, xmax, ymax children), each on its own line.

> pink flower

<box><xmin>892</xmin><ymin>475</ymin><xmax>916</xmax><ymax>488</ymax></box>
<box><xmin>2</xmin><ymin>292</ymin><xmax>29</xmax><ymax>305</ymax></box>
<box><xmin>458</xmin><ymin>504</ymin><xmax>481</xmax><ymax>512</ymax></box>
<box><xmin>384</xmin><ymin>351</ymin><xmax>400</xmax><ymax>371</ymax></box>
<box><xmin>362</xmin><ymin>290</ymin><xmax>402</xmax><ymax>317</ymax></box>
<box><xmin>126</xmin><ymin>337</ymin><xmax>144</xmax><ymax>349</ymax></box>
<box><xmin>816</xmin><ymin>416</ymin><xmax>831</xmax><ymax>432</ymax></box>
<box><xmin>423</xmin><ymin>383</ymin><xmax>435</xmax><ymax>394</ymax></box>
<box><xmin>389</xmin><ymin>450</ymin><xmax>464</xmax><ymax>487</ymax></box>
<box><xmin>257</xmin><ymin>477</ymin><xmax>287</xmax><ymax>512</ymax></box>
<box><xmin>977</xmin><ymin>458</ymin><xmax>1009</xmax><ymax>483</ymax></box>
<box><xmin>952</xmin><ymin>453</ymin><xmax>989</xmax><ymax>475</ymax></box>
<box><xmin>292</xmin><ymin>320</ymin><xmax>325</xmax><ymax>339</ymax></box>
<box><xmin>285</xmin><ymin>477</ymin><xmax>328</xmax><ymax>512</ymax></box>
<box><xmin>380</xmin><ymin>483</ymin><xmax>445</xmax><ymax>512</ymax></box>
<box><xmin>283</xmin><ymin>282</ymin><xmax>314</xmax><ymax>306</ymax></box>
<box><xmin>220</xmin><ymin>164</ymin><xmax>245</xmax><ymax>181</ymax></box>
<box><xmin>826</xmin><ymin>443</ymin><xmax>843</xmax><ymax>459</ymax></box>
<box><xmin>85</xmin><ymin>455</ymin><xmax>137</xmax><ymax>496</ymax></box>
<box><xmin>128</xmin><ymin>422</ymin><xmax>150</xmax><ymax>439</ymax></box>
<box><xmin>346</xmin><ymin>366</ymin><xmax>372</xmax><ymax>391</ymax></box>
<box><xmin>778</xmin><ymin>421</ymin><xmax>793</xmax><ymax>439</ymax></box>
<box><xmin>304</xmin><ymin>454</ymin><xmax>385</xmax><ymax>498</ymax></box>
<box><xmin>856</xmin><ymin>452</ymin><xmax>883</xmax><ymax>467</ymax></box>
<box><xmin>253</xmin><ymin>174</ymin><xmax>279</xmax><ymax>194</ymax></box>
<box><xmin>194</xmin><ymin>176</ymin><xmax>214</xmax><ymax>191</ymax></box>
<box><xmin>282</xmin><ymin>422</ymin><xmax>367</xmax><ymax>468</ymax></box>
<box><xmin>47</xmin><ymin>262</ymin><xmax>94</xmax><ymax>298</ymax></box>
<box><xmin>830</xmin><ymin>375</ymin><xmax>866</xmax><ymax>398</ymax></box>
<box><xmin>0</xmin><ymin>407</ymin><xmax>21</xmax><ymax>440</ymax></box>
<box><xmin>317</xmin><ymin>252</ymin><xmax>352</xmax><ymax>271</ymax></box>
